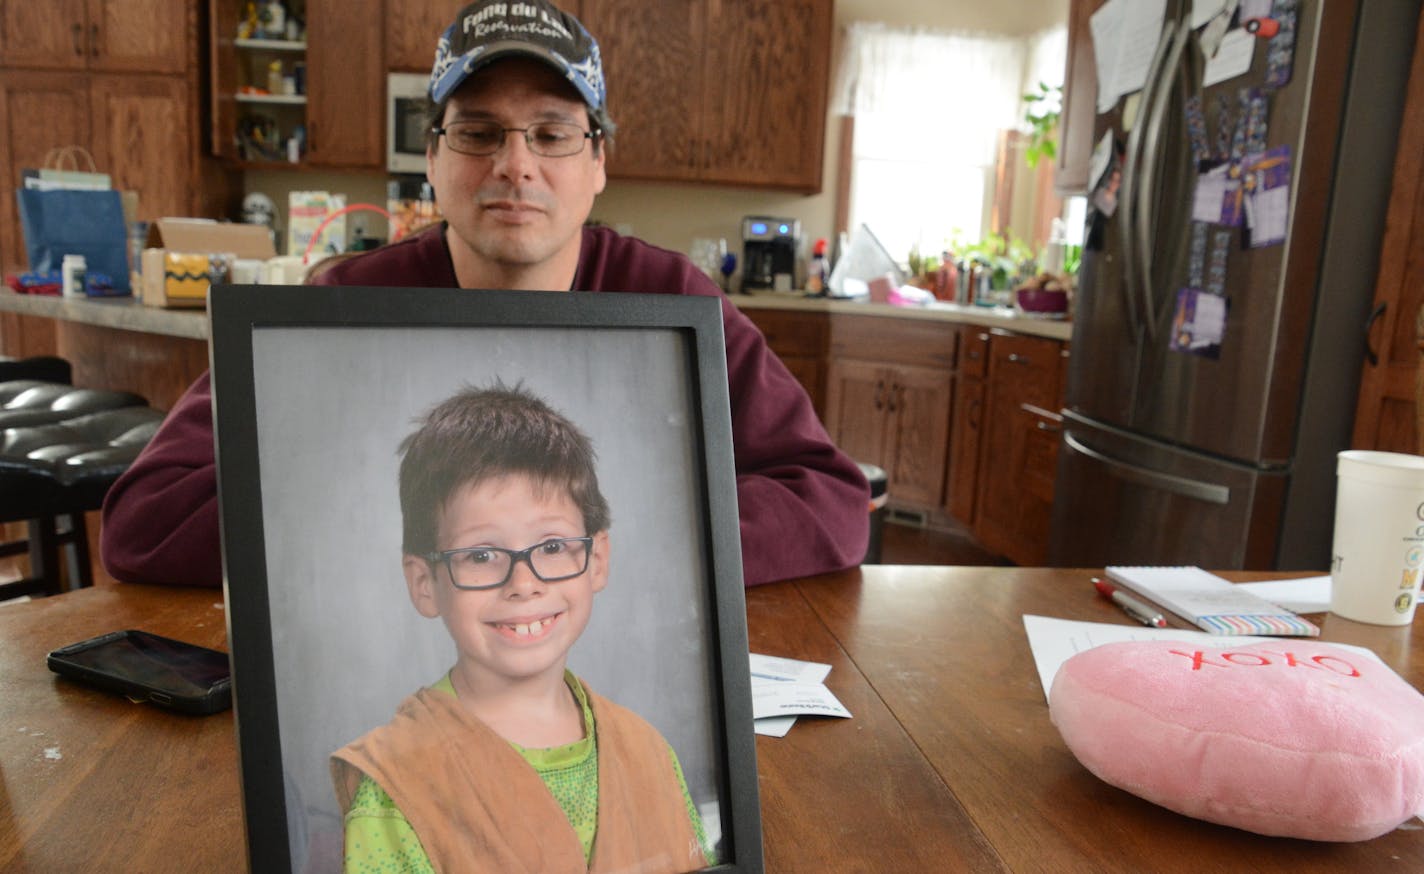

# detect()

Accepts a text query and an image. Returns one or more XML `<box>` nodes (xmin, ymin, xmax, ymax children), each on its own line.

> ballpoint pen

<box><xmin>1091</xmin><ymin>577</ymin><xmax>1168</xmax><ymax>628</ymax></box>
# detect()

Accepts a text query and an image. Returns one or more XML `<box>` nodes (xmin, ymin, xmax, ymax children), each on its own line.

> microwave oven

<box><xmin>387</xmin><ymin>73</ymin><xmax>430</xmax><ymax>174</ymax></box>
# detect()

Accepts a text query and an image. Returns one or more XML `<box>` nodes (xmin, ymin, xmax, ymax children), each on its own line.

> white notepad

<box><xmin>1105</xmin><ymin>566</ymin><xmax>1321</xmax><ymax>637</ymax></box>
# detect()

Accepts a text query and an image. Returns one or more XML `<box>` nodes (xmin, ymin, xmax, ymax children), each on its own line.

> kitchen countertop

<box><xmin>729</xmin><ymin>292</ymin><xmax>1074</xmax><ymax>341</ymax></box>
<box><xmin>0</xmin><ymin>289</ymin><xmax>1075</xmax><ymax>344</ymax></box>
<box><xmin>0</xmin><ymin>292</ymin><xmax>207</xmax><ymax>340</ymax></box>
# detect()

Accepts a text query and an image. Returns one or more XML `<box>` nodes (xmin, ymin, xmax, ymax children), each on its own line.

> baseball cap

<box><xmin>429</xmin><ymin>0</ymin><xmax>613</xmax><ymax>133</ymax></box>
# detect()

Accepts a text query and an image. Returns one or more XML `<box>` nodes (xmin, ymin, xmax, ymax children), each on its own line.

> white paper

<box><xmin>1022</xmin><ymin>615</ymin><xmax>1381</xmax><ymax>703</ymax></box>
<box><xmin>1236</xmin><ymin>576</ymin><xmax>1332</xmax><ymax>614</ymax></box>
<box><xmin>1190</xmin><ymin>0</ymin><xmax>1228</xmax><ymax>29</ymax></box>
<box><xmin>1240</xmin><ymin>0</ymin><xmax>1273</xmax><ymax>18</ymax></box>
<box><xmin>1091</xmin><ymin>0</ymin><xmax>1170</xmax><ymax>113</ymax></box>
<box><xmin>752</xmin><ymin>682</ymin><xmax>852</xmax><ymax>721</ymax></box>
<box><xmin>749</xmin><ymin>653</ymin><xmax>831</xmax><ymax>684</ymax></box>
<box><xmin>1247</xmin><ymin>181</ymin><xmax>1289</xmax><ymax>246</ymax></box>
<box><xmin>749</xmin><ymin>653</ymin><xmax>844</xmax><ymax>736</ymax></box>
<box><xmin>1192</xmin><ymin>164</ymin><xmax>1230</xmax><ymax>223</ymax></box>
<box><xmin>1203</xmin><ymin>28</ymin><xmax>1255</xmax><ymax>86</ymax></box>
<box><xmin>753</xmin><ymin>715</ymin><xmax>797</xmax><ymax>738</ymax></box>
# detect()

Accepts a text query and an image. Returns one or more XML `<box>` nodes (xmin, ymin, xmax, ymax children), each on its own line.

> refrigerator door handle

<box><xmin>1118</xmin><ymin>22</ymin><xmax>1176</xmax><ymax>339</ymax></box>
<box><xmin>1135</xmin><ymin>17</ymin><xmax>1193</xmax><ymax>340</ymax></box>
<box><xmin>1064</xmin><ymin>430</ymin><xmax>1231</xmax><ymax>505</ymax></box>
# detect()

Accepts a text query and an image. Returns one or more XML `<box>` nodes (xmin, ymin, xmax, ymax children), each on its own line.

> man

<box><xmin>100</xmin><ymin>0</ymin><xmax>868</xmax><ymax>588</ymax></box>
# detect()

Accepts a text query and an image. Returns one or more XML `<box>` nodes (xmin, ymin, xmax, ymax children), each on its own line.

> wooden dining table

<box><xmin>1</xmin><ymin>566</ymin><xmax>1421</xmax><ymax>872</ymax></box>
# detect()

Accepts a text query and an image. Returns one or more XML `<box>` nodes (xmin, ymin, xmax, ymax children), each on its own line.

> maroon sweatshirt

<box><xmin>100</xmin><ymin>224</ymin><xmax>869</xmax><ymax>587</ymax></box>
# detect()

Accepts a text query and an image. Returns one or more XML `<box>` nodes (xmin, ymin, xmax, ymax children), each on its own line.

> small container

<box><xmin>62</xmin><ymin>254</ymin><xmax>87</xmax><ymax>298</ymax></box>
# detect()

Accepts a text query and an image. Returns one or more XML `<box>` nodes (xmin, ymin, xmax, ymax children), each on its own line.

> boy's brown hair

<box><xmin>398</xmin><ymin>382</ymin><xmax>610</xmax><ymax>556</ymax></box>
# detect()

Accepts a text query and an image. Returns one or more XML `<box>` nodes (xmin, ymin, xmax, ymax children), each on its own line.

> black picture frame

<box><xmin>210</xmin><ymin>285</ymin><xmax>761</xmax><ymax>873</ymax></box>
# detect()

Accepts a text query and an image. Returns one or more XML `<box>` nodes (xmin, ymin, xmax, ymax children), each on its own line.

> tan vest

<box><xmin>331</xmin><ymin>679</ymin><xmax>708</xmax><ymax>874</ymax></box>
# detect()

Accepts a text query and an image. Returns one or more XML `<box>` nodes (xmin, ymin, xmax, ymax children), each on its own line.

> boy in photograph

<box><xmin>331</xmin><ymin>383</ymin><xmax>711</xmax><ymax>873</ymax></box>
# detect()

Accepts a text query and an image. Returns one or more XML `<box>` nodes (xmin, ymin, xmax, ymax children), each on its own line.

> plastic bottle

<box><xmin>62</xmin><ymin>254</ymin><xmax>87</xmax><ymax>298</ymax></box>
<box><xmin>806</xmin><ymin>238</ymin><xmax>829</xmax><ymax>295</ymax></box>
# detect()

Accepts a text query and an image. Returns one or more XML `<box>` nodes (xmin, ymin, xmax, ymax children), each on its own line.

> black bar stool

<box><xmin>0</xmin><ymin>405</ymin><xmax>165</xmax><ymax>599</ymax></box>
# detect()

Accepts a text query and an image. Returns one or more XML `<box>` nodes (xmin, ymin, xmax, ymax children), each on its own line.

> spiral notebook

<box><xmin>1104</xmin><ymin>566</ymin><xmax>1321</xmax><ymax>637</ymax></box>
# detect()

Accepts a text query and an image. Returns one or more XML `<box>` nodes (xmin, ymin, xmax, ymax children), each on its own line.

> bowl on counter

<box><xmin>1014</xmin><ymin>275</ymin><xmax>1071</xmax><ymax>317</ymax></box>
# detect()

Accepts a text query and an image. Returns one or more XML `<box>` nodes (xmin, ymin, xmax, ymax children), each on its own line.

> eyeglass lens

<box><xmin>440</xmin><ymin>121</ymin><xmax>590</xmax><ymax>157</ymax></box>
<box><xmin>445</xmin><ymin>538</ymin><xmax>590</xmax><ymax>588</ymax></box>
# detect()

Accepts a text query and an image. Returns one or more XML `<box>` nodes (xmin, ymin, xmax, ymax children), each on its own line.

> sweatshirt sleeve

<box><xmin>99</xmin><ymin>371</ymin><xmax>223</xmax><ymax>587</ymax></box>
<box><xmin>719</xmin><ymin>299</ymin><xmax>870</xmax><ymax>585</ymax></box>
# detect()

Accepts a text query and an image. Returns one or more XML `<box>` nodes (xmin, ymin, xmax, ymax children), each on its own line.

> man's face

<box><xmin>403</xmin><ymin>473</ymin><xmax>609</xmax><ymax>696</ymax></box>
<box><xmin>427</xmin><ymin>56</ymin><xmax>607</xmax><ymax>287</ymax></box>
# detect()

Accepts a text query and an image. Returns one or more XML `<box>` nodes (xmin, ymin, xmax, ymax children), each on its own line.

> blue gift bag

<box><xmin>15</xmin><ymin>187</ymin><xmax>131</xmax><ymax>293</ymax></box>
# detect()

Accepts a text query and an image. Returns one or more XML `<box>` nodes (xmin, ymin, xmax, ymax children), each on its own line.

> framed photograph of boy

<box><xmin>209</xmin><ymin>285</ymin><xmax>762</xmax><ymax>874</ymax></box>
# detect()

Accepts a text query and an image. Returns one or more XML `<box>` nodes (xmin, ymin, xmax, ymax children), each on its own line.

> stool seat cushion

<box><xmin>0</xmin><ymin>407</ymin><xmax>164</xmax><ymax>521</ymax></box>
<box><xmin>0</xmin><ymin>384</ymin><xmax>146</xmax><ymax>430</ymax></box>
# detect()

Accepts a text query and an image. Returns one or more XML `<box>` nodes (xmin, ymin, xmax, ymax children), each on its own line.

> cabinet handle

<box><xmin>71</xmin><ymin>24</ymin><xmax>84</xmax><ymax>56</ymax></box>
<box><xmin>885</xmin><ymin>383</ymin><xmax>899</xmax><ymax>413</ymax></box>
<box><xmin>89</xmin><ymin>23</ymin><xmax>98</xmax><ymax>58</ymax></box>
<box><xmin>1007</xmin><ymin>353</ymin><xmax>1030</xmax><ymax>365</ymax></box>
<box><xmin>873</xmin><ymin>379</ymin><xmax>885</xmax><ymax>411</ymax></box>
<box><xmin>1035</xmin><ymin>421</ymin><xmax>1062</xmax><ymax>432</ymax></box>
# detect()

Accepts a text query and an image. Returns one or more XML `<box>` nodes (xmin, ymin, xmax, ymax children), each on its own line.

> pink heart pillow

<box><xmin>1049</xmin><ymin>639</ymin><xmax>1424</xmax><ymax>841</ymax></box>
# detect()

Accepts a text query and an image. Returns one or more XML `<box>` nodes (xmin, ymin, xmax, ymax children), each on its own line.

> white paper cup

<box><xmin>1330</xmin><ymin>450</ymin><xmax>1424</xmax><ymax>625</ymax></box>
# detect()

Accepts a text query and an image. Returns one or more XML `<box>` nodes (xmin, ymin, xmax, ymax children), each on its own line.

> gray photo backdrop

<box><xmin>245</xmin><ymin>325</ymin><xmax>724</xmax><ymax>870</ymax></box>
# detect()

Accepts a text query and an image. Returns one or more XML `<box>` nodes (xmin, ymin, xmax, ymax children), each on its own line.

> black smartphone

<box><xmin>47</xmin><ymin>629</ymin><xmax>232</xmax><ymax>715</ymax></box>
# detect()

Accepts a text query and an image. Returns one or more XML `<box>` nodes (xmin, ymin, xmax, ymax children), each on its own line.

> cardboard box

<box><xmin>140</xmin><ymin>218</ymin><xmax>276</xmax><ymax>308</ymax></box>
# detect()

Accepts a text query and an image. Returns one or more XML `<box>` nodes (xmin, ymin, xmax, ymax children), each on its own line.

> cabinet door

<box><xmin>0</xmin><ymin>0</ymin><xmax>88</xmax><ymax>70</ymax></box>
<box><xmin>974</xmin><ymin>333</ymin><xmax>1064</xmax><ymax>564</ymax></box>
<box><xmin>581</xmin><ymin>0</ymin><xmax>704</xmax><ymax>180</ymax></box>
<box><xmin>87</xmin><ymin>0</ymin><xmax>189</xmax><ymax>74</ymax></box>
<box><xmin>700</xmin><ymin>0</ymin><xmax>830</xmax><ymax>191</ymax></box>
<box><xmin>825</xmin><ymin>359</ymin><xmax>889</xmax><ymax>473</ymax></box>
<box><xmin>89</xmin><ymin>75</ymin><xmax>193</xmax><ymax>222</ymax></box>
<box><xmin>946</xmin><ymin>374</ymin><xmax>984</xmax><ymax>526</ymax></box>
<box><xmin>0</xmin><ymin>71</ymin><xmax>92</xmax><ymax>275</ymax></box>
<box><xmin>386</xmin><ymin>0</ymin><xmax>459</xmax><ymax>72</ymax></box>
<box><xmin>1015</xmin><ymin>404</ymin><xmax>1063</xmax><ymax>567</ymax></box>
<box><xmin>883</xmin><ymin>363</ymin><xmax>952</xmax><ymax>508</ymax></box>
<box><xmin>305</xmin><ymin>0</ymin><xmax>385</xmax><ymax>167</ymax></box>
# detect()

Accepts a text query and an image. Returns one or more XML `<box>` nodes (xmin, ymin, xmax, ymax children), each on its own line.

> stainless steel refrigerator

<box><xmin>1049</xmin><ymin>0</ymin><xmax>1420</xmax><ymax>570</ymax></box>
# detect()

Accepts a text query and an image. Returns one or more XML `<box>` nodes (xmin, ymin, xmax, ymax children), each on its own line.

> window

<box><xmin>834</xmin><ymin>23</ymin><xmax>1067</xmax><ymax>266</ymax></box>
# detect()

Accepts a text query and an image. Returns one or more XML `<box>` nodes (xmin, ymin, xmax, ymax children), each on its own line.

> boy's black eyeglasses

<box><xmin>432</xmin><ymin>121</ymin><xmax>599</xmax><ymax>158</ymax></box>
<box><xmin>425</xmin><ymin>537</ymin><xmax>594</xmax><ymax>590</ymax></box>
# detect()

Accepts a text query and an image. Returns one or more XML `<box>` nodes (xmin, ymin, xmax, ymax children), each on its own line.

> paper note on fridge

<box><xmin>751</xmin><ymin>682</ymin><xmax>852</xmax><ymax>721</ymax></box>
<box><xmin>1091</xmin><ymin>0</ymin><xmax>1170</xmax><ymax>113</ymax></box>
<box><xmin>1203</xmin><ymin>29</ymin><xmax>1255</xmax><ymax>86</ymax></box>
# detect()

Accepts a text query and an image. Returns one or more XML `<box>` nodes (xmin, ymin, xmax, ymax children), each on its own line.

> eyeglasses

<box><xmin>432</xmin><ymin>121</ymin><xmax>598</xmax><ymax>158</ymax></box>
<box><xmin>425</xmin><ymin>536</ymin><xmax>594</xmax><ymax>590</ymax></box>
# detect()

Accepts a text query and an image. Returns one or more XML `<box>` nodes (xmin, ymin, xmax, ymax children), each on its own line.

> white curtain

<box><xmin>833</xmin><ymin>23</ymin><xmax>1032</xmax><ymax>166</ymax></box>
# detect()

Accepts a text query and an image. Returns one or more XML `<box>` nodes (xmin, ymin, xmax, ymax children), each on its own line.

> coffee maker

<box><xmin>740</xmin><ymin>216</ymin><xmax>801</xmax><ymax>293</ymax></box>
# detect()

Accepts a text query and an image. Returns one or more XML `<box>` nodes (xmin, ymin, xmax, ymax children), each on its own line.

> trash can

<box><xmin>857</xmin><ymin>462</ymin><xmax>888</xmax><ymax>564</ymax></box>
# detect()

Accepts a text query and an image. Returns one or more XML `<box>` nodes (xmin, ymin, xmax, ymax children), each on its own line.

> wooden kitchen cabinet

<box><xmin>1351</xmin><ymin>10</ymin><xmax>1424</xmax><ymax>454</ymax></box>
<box><xmin>738</xmin><ymin>306</ymin><xmax>829</xmax><ymax>416</ymax></box>
<box><xmin>304</xmin><ymin>0</ymin><xmax>384</xmax><ymax>167</ymax></box>
<box><xmin>0</xmin><ymin>3</ymin><xmax>234</xmax><ymax>278</ymax></box>
<box><xmin>386</xmin><ymin>0</ymin><xmax>587</xmax><ymax>71</ymax></box>
<box><xmin>0</xmin><ymin>0</ymin><xmax>188</xmax><ymax>74</ymax></box>
<box><xmin>210</xmin><ymin>0</ymin><xmax>384</xmax><ymax>168</ymax></box>
<box><xmin>825</xmin><ymin>315</ymin><xmax>955</xmax><ymax>511</ymax></box>
<box><xmin>972</xmin><ymin>331</ymin><xmax>1067</xmax><ymax>567</ymax></box>
<box><xmin>582</xmin><ymin>0</ymin><xmax>831</xmax><ymax>192</ymax></box>
<box><xmin>945</xmin><ymin>326</ymin><xmax>989</xmax><ymax>525</ymax></box>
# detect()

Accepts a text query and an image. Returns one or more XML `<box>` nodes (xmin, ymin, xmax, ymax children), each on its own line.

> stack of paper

<box><xmin>749</xmin><ymin>653</ymin><xmax>851</xmax><ymax>737</ymax></box>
